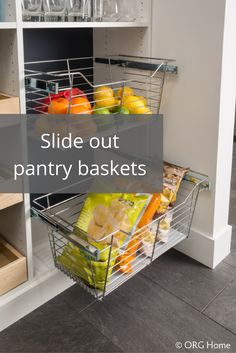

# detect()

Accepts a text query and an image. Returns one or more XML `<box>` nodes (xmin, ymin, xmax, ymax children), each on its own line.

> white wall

<box><xmin>151</xmin><ymin>0</ymin><xmax>236</xmax><ymax>267</ymax></box>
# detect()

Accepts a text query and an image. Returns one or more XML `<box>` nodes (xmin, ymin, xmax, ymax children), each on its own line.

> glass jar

<box><xmin>43</xmin><ymin>0</ymin><xmax>67</xmax><ymax>21</ymax></box>
<box><xmin>92</xmin><ymin>0</ymin><xmax>103</xmax><ymax>22</ymax></box>
<box><xmin>67</xmin><ymin>0</ymin><xmax>92</xmax><ymax>22</ymax></box>
<box><xmin>103</xmin><ymin>0</ymin><xmax>119</xmax><ymax>22</ymax></box>
<box><xmin>0</xmin><ymin>0</ymin><xmax>5</xmax><ymax>21</ymax></box>
<box><xmin>22</xmin><ymin>0</ymin><xmax>43</xmax><ymax>21</ymax></box>
<box><xmin>118</xmin><ymin>0</ymin><xmax>137</xmax><ymax>22</ymax></box>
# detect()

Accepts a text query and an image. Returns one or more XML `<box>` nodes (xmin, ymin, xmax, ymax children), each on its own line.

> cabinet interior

<box><xmin>23</xmin><ymin>26</ymin><xmax>151</xmax><ymax>278</ymax></box>
<box><xmin>0</xmin><ymin>29</ymin><xmax>19</xmax><ymax>96</ymax></box>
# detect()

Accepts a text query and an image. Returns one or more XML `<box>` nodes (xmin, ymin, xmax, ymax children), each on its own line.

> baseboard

<box><xmin>175</xmin><ymin>225</ymin><xmax>232</xmax><ymax>269</ymax></box>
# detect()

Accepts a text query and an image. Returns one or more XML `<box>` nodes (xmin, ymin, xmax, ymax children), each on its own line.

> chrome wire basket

<box><xmin>25</xmin><ymin>55</ymin><xmax>177</xmax><ymax>115</ymax></box>
<box><xmin>32</xmin><ymin>170</ymin><xmax>209</xmax><ymax>300</ymax></box>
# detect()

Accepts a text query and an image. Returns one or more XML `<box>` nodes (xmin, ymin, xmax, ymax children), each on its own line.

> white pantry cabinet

<box><xmin>0</xmin><ymin>0</ymin><xmax>235</xmax><ymax>332</ymax></box>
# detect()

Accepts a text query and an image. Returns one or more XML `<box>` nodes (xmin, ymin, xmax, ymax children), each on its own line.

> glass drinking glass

<box><xmin>118</xmin><ymin>0</ymin><xmax>137</xmax><ymax>21</ymax></box>
<box><xmin>103</xmin><ymin>0</ymin><xmax>119</xmax><ymax>22</ymax></box>
<box><xmin>43</xmin><ymin>0</ymin><xmax>67</xmax><ymax>21</ymax></box>
<box><xmin>22</xmin><ymin>0</ymin><xmax>43</xmax><ymax>21</ymax></box>
<box><xmin>67</xmin><ymin>0</ymin><xmax>91</xmax><ymax>22</ymax></box>
<box><xmin>92</xmin><ymin>0</ymin><xmax>103</xmax><ymax>22</ymax></box>
<box><xmin>0</xmin><ymin>0</ymin><xmax>5</xmax><ymax>21</ymax></box>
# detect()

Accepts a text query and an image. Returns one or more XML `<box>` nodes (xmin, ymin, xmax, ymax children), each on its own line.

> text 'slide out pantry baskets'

<box><xmin>26</xmin><ymin>55</ymin><xmax>209</xmax><ymax>300</ymax></box>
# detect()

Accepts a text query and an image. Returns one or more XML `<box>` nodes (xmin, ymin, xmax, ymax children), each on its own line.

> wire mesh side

<box><xmin>40</xmin><ymin>175</ymin><xmax>208</xmax><ymax>300</ymax></box>
<box><xmin>25</xmin><ymin>56</ymin><xmax>175</xmax><ymax>115</ymax></box>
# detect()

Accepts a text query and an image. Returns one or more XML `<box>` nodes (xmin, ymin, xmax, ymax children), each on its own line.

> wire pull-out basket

<box><xmin>32</xmin><ymin>170</ymin><xmax>209</xmax><ymax>300</ymax></box>
<box><xmin>25</xmin><ymin>55</ymin><xmax>177</xmax><ymax>115</ymax></box>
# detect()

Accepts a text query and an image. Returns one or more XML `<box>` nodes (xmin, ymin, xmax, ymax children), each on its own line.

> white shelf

<box><xmin>153</xmin><ymin>230</ymin><xmax>187</xmax><ymax>261</ymax></box>
<box><xmin>0</xmin><ymin>22</ymin><xmax>17</xmax><ymax>29</ymax></box>
<box><xmin>22</xmin><ymin>21</ymin><xmax>149</xmax><ymax>29</ymax></box>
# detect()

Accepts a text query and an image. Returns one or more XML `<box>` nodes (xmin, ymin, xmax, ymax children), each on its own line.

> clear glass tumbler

<box><xmin>103</xmin><ymin>0</ymin><xmax>119</xmax><ymax>21</ymax></box>
<box><xmin>0</xmin><ymin>0</ymin><xmax>5</xmax><ymax>21</ymax></box>
<box><xmin>67</xmin><ymin>0</ymin><xmax>91</xmax><ymax>22</ymax></box>
<box><xmin>22</xmin><ymin>0</ymin><xmax>43</xmax><ymax>21</ymax></box>
<box><xmin>43</xmin><ymin>0</ymin><xmax>67</xmax><ymax>21</ymax></box>
<box><xmin>118</xmin><ymin>0</ymin><xmax>137</xmax><ymax>21</ymax></box>
<box><xmin>92</xmin><ymin>0</ymin><xmax>103</xmax><ymax>21</ymax></box>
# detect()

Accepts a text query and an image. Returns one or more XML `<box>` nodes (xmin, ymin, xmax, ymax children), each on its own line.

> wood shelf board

<box><xmin>0</xmin><ymin>194</ymin><xmax>23</xmax><ymax>211</ymax></box>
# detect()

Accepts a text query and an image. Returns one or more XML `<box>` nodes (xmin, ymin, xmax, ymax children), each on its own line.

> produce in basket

<box><xmin>122</xmin><ymin>95</ymin><xmax>152</xmax><ymax>115</ymax></box>
<box><xmin>69</xmin><ymin>97</ymin><xmax>92</xmax><ymax>114</ymax></box>
<box><xmin>138</xmin><ymin>194</ymin><xmax>161</xmax><ymax>229</ymax></box>
<box><xmin>115</xmin><ymin>86</ymin><xmax>134</xmax><ymax>99</ymax></box>
<box><xmin>115</xmin><ymin>233</ymin><xmax>141</xmax><ymax>274</ymax></box>
<box><xmin>93</xmin><ymin>108</ymin><xmax>116</xmax><ymax>132</ymax></box>
<box><xmin>93</xmin><ymin>85</ymin><xmax>152</xmax><ymax>114</ymax></box>
<box><xmin>136</xmin><ymin>95</ymin><xmax>148</xmax><ymax>107</ymax></box>
<box><xmin>93</xmin><ymin>86</ymin><xmax>117</xmax><ymax>109</ymax></box>
<box><xmin>46</xmin><ymin>88</ymin><xmax>87</xmax><ymax>114</ymax></box>
<box><xmin>48</xmin><ymin>97</ymin><xmax>69</xmax><ymax>114</ymax></box>
<box><xmin>94</xmin><ymin>108</ymin><xmax>110</xmax><ymax>115</ymax></box>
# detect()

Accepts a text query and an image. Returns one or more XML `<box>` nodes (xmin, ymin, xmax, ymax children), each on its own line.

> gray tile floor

<box><xmin>1</xmin><ymin>145</ymin><xmax>236</xmax><ymax>353</ymax></box>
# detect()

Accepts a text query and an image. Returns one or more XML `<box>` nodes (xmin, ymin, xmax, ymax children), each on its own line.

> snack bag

<box><xmin>158</xmin><ymin>163</ymin><xmax>189</xmax><ymax>214</ymax></box>
<box><xmin>139</xmin><ymin>210</ymin><xmax>173</xmax><ymax>256</ymax></box>
<box><xmin>156</xmin><ymin>212</ymin><xmax>173</xmax><ymax>243</ymax></box>
<box><xmin>59</xmin><ymin>193</ymin><xmax>151</xmax><ymax>288</ymax></box>
<box><xmin>58</xmin><ymin>242</ymin><xmax>118</xmax><ymax>290</ymax></box>
<box><xmin>74</xmin><ymin>193</ymin><xmax>151</xmax><ymax>260</ymax></box>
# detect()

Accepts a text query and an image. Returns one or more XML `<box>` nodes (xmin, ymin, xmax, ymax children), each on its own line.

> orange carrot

<box><xmin>138</xmin><ymin>194</ymin><xmax>161</xmax><ymax>229</ymax></box>
<box><xmin>126</xmin><ymin>235</ymin><xmax>141</xmax><ymax>255</ymax></box>
<box><xmin>116</xmin><ymin>234</ymin><xmax>141</xmax><ymax>274</ymax></box>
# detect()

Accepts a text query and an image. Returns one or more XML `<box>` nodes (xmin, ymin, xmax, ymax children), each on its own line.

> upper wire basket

<box><xmin>25</xmin><ymin>55</ymin><xmax>177</xmax><ymax>115</ymax></box>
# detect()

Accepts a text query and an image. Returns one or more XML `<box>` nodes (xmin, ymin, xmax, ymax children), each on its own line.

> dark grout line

<box><xmin>141</xmin><ymin>273</ymin><xmax>236</xmax><ymax>338</ymax></box>
<box><xmin>201</xmin><ymin>286</ymin><xmax>230</xmax><ymax>313</ymax></box>
<box><xmin>141</xmin><ymin>274</ymin><xmax>235</xmax><ymax>336</ymax></box>
<box><xmin>141</xmin><ymin>272</ymin><xmax>206</xmax><ymax>312</ymax></box>
<box><xmin>222</xmin><ymin>259</ymin><xmax>236</xmax><ymax>269</ymax></box>
<box><xmin>201</xmin><ymin>310</ymin><xmax>236</xmax><ymax>336</ymax></box>
<box><xmin>201</xmin><ymin>275</ymin><xmax>236</xmax><ymax>313</ymax></box>
<box><xmin>59</xmin><ymin>295</ymin><xmax>125</xmax><ymax>353</ymax></box>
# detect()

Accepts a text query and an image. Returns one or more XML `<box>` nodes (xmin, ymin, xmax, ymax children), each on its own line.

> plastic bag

<box><xmin>58</xmin><ymin>242</ymin><xmax>118</xmax><ymax>290</ymax></box>
<box><xmin>74</xmin><ymin>193</ymin><xmax>151</xmax><ymax>251</ymax></box>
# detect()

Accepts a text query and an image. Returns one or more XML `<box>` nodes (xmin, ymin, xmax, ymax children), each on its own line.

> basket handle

<box><xmin>64</xmin><ymin>233</ymin><xmax>101</xmax><ymax>261</ymax></box>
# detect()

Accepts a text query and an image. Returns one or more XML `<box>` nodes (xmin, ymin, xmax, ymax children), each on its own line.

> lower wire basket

<box><xmin>32</xmin><ymin>170</ymin><xmax>209</xmax><ymax>300</ymax></box>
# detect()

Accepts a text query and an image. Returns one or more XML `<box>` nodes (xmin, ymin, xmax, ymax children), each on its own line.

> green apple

<box><xmin>117</xmin><ymin>106</ymin><xmax>130</xmax><ymax>114</ymax></box>
<box><xmin>93</xmin><ymin>107</ymin><xmax>115</xmax><ymax>131</ymax></box>
<box><xmin>94</xmin><ymin>107</ymin><xmax>110</xmax><ymax>114</ymax></box>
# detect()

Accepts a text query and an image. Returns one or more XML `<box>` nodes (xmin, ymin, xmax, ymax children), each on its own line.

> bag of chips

<box><xmin>58</xmin><ymin>242</ymin><xmax>118</xmax><ymax>290</ymax></box>
<box><xmin>74</xmin><ymin>193</ymin><xmax>151</xmax><ymax>258</ymax></box>
<box><xmin>158</xmin><ymin>163</ymin><xmax>189</xmax><ymax>214</ymax></box>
